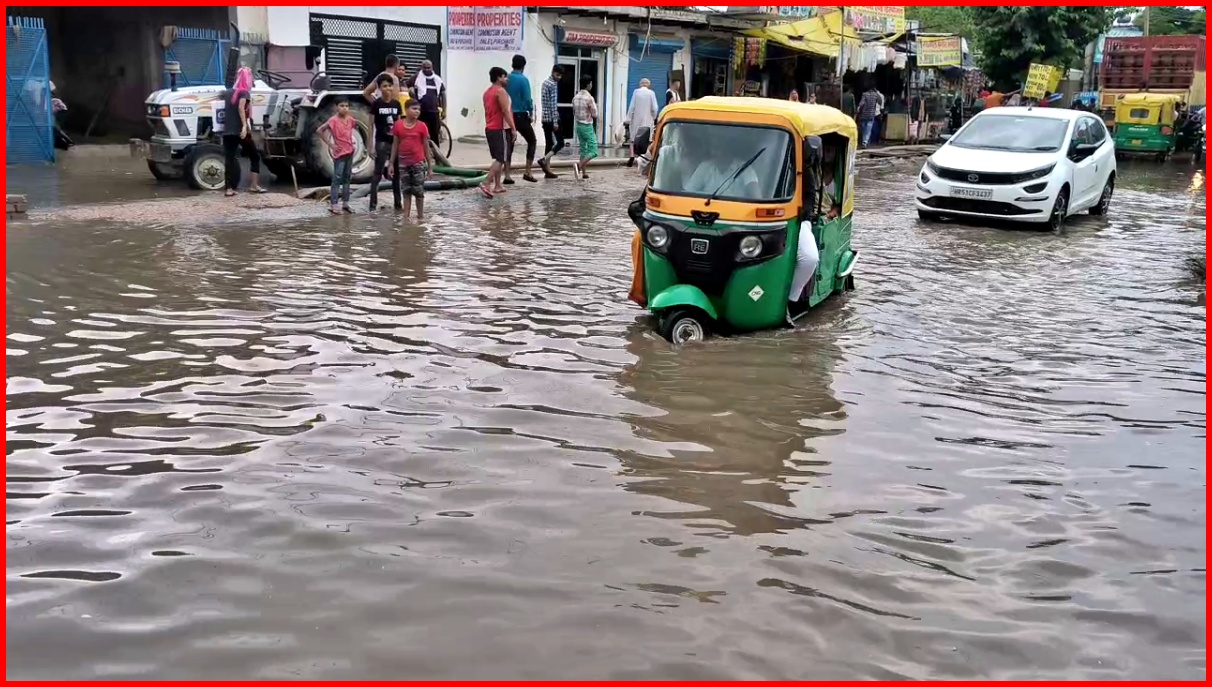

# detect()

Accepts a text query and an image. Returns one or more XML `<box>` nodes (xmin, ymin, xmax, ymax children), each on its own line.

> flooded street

<box><xmin>6</xmin><ymin>160</ymin><xmax>1206</xmax><ymax>679</ymax></box>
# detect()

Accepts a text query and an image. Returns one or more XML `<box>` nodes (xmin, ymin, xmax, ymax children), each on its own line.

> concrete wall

<box><xmin>7</xmin><ymin>6</ymin><xmax>231</xmax><ymax>139</ymax></box>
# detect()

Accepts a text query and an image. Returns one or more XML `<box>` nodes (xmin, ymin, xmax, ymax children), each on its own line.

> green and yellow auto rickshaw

<box><xmin>1113</xmin><ymin>93</ymin><xmax>1181</xmax><ymax>159</ymax></box>
<box><xmin>626</xmin><ymin>97</ymin><xmax>859</xmax><ymax>344</ymax></box>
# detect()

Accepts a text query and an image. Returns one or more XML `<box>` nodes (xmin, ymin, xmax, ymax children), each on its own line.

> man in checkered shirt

<box><xmin>537</xmin><ymin>65</ymin><xmax>564</xmax><ymax>179</ymax></box>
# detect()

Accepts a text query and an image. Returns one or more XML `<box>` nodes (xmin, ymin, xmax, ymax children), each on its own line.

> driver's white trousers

<box><xmin>788</xmin><ymin>226</ymin><xmax>819</xmax><ymax>301</ymax></box>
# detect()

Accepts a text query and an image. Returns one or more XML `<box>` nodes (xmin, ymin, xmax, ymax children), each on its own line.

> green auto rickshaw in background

<box><xmin>626</xmin><ymin>97</ymin><xmax>859</xmax><ymax>344</ymax></box>
<box><xmin>1113</xmin><ymin>93</ymin><xmax>1181</xmax><ymax>159</ymax></box>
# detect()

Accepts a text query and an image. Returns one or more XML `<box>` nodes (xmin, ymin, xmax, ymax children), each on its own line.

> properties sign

<box><xmin>447</xmin><ymin>6</ymin><xmax>524</xmax><ymax>52</ymax></box>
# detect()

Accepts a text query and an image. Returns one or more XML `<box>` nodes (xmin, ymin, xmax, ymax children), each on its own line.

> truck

<box><xmin>1098</xmin><ymin>35</ymin><xmax>1206</xmax><ymax>126</ymax></box>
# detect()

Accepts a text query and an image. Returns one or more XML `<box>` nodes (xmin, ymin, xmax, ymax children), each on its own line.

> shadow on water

<box><xmin>5</xmin><ymin>163</ymin><xmax>1206</xmax><ymax>680</ymax></box>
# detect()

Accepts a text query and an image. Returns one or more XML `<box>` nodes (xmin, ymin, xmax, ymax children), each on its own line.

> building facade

<box><xmin>251</xmin><ymin>6</ymin><xmax>760</xmax><ymax>144</ymax></box>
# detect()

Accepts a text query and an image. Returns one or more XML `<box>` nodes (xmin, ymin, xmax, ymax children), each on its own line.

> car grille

<box><xmin>148</xmin><ymin>117</ymin><xmax>172</xmax><ymax>138</ymax></box>
<box><xmin>931</xmin><ymin>165</ymin><xmax>1020</xmax><ymax>186</ymax></box>
<box><xmin>921</xmin><ymin>196</ymin><xmax>1037</xmax><ymax>216</ymax></box>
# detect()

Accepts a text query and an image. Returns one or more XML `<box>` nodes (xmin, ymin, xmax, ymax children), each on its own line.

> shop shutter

<box><xmin>627</xmin><ymin>48</ymin><xmax>673</xmax><ymax>113</ymax></box>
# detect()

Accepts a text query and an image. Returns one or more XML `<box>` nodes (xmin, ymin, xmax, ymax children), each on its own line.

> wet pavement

<box><xmin>6</xmin><ymin>156</ymin><xmax>1206</xmax><ymax>679</ymax></box>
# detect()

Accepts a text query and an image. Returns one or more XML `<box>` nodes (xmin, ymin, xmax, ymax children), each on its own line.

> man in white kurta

<box><xmin>626</xmin><ymin>79</ymin><xmax>659</xmax><ymax>157</ymax></box>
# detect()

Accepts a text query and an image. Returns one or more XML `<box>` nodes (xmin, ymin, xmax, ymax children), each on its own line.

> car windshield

<box><xmin>650</xmin><ymin>121</ymin><xmax>795</xmax><ymax>202</ymax></box>
<box><xmin>950</xmin><ymin>115</ymin><xmax>1071</xmax><ymax>152</ymax></box>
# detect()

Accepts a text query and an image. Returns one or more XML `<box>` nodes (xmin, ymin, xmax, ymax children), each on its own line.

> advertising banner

<box><xmin>447</xmin><ymin>6</ymin><xmax>523</xmax><ymax>52</ymax></box>
<box><xmin>1023</xmin><ymin>63</ymin><xmax>1059</xmax><ymax>99</ymax></box>
<box><xmin>918</xmin><ymin>36</ymin><xmax>962</xmax><ymax>68</ymax></box>
<box><xmin>846</xmin><ymin>6</ymin><xmax>905</xmax><ymax>34</ymax></box>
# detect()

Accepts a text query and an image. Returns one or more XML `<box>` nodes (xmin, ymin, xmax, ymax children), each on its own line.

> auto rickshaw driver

<box><xmin>789</xmin><ymin>144</ymin><xmax>842</xmax><ymax>304</ymax></box>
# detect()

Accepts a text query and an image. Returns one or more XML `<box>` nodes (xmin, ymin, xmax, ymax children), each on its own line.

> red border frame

<box><xmin>3</xmin><ymin>1</ymin><xmax>1207</xmax><ymax>683</ymax></box>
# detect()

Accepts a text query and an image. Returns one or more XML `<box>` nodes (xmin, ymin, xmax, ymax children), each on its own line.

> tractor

<box><xmin>137</xmin><ymin>45</ymin><xmax>374</xmax><ymax>190</ymax></box>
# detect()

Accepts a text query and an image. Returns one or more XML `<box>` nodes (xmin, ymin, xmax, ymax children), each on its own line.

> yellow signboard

<box><xmin>918</xmin><ymin>36</ymin><xmax>962</xmax><ymax>68</ymax></box>
<box><xmin>1023</xmin><ymin>63</ymin><xmax>1061</xmax><ymax>99</ymax></box>
<box><xmin>846</xmin><ymin>6</ymin><xmax>905</xmax><ymax>35</ymax></box>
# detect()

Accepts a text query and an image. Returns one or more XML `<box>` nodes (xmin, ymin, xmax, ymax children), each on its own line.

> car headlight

<box><xmin>647</xmin><ymin>225</ymin><xmax>669</xmax><ymax>249</ymax></box>
<box><xmin>925</xmin><ymin>157</ymin><xmax>939</xmax><ymax>174</ymax></box>
<box><xmin>739</xmin><ymin>235</ymin><xmax>762</xmax><ymax>259</ymax></box>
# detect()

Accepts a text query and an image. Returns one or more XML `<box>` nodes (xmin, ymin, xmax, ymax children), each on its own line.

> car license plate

<box><xmin>1130</xmin><ymin>139</ymin><xmax>1142</xmax><ymax>146</ymax></box>
<box><xmin>149</xmin><ymin>143</ymin><xmax>172</xmax><ymax>163</ymax></box>
<box><xmin>950</xmin><ymin>186</ymin><xmax>992</xmax><ymax>200</ymax></box>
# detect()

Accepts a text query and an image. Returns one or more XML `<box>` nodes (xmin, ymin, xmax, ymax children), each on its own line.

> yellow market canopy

<box><xmin>746</xmin><ymin>10</ymin><xmax>860</xmax><ymax>58</ymax></box>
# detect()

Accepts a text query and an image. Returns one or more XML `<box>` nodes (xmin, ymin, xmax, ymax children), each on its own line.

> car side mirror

<box><xmin>939</xmin><ymin>133</ymin><xmax>952</xmax><ymax>142</ymax></box>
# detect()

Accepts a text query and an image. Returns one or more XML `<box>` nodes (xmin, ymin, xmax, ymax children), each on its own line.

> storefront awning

<box><xmin>745</xmin><ymin>11</ymin><xmax>859</xmax><ymax>58</ymax></box>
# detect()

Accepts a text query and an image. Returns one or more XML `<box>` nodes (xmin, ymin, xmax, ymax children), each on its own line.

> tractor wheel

<box><xmin>302</xmin><ymin>100</ymin><xmax>375</xmax><ymax>184</ymax></box>
<box><xmin>147</xmin><ymin>159</ymin><xmax>183</xmax><ymax>181</ymax></box>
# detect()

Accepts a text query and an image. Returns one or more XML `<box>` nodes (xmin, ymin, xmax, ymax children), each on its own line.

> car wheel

<box><xmin>917</xmin><ymin>209</ymin><xmax>942</xmax><ymax>222</ymax></box>
<box><xmin>1089</xmin><ymin>178</ymin><xmax>1113</xmax><ymax>215</ymax></box>
<box><xmin>1048</xmin><ymin>188</ymin><xmax>1069</xmax><ymax>231</ymax></box>
<box><xmin>660</xmin><ymin>309</ymin><xmax>709</xmax><ymax>345</ymax></box>
<box><xmin>185</xmin><ymin>143</ymin><xmax>228</xmax><ymax>192</ymax></box>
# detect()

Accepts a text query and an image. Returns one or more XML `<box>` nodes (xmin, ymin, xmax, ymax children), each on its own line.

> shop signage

<box><xmin>447</xmin><ymin>6</ymin><xmax>524</xmax><ymax>52</ymax></box>
<box><xmin>561</xmin><ymin>29</ymin><xmax>619</xmax><ymax>48</ymax></box>
<box><xmin>917</xmin><ymin>36</ymin><xmax>962</xmax><ymax>68</ymax></box>
<box><xmin>846</xmin><ymin>6</ymin><xmax>905</xmax><ymax>35</ymax></box>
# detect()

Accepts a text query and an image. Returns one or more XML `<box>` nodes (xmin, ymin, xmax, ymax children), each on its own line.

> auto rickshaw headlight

<box><xmin>647</xmin><ymin>225</ymin><xmax>669</xmax><ymax>249</ymax></box>
<box><xmin>739</xmin><ymin>235</ymin><xmax>763</xmax><ymax>259</ymax></box>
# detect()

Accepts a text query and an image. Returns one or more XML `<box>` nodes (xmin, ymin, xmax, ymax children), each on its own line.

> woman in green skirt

<box><xmin>572</xmin><ymin>75</ymin><xmax>598</xmax><ymax>179</ymax></box>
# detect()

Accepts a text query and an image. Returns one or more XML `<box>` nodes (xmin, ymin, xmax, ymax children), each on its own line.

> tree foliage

<box><xmin>1134</xmin><ymin>6</ymin><xmax>1207</xmax><ymax>36</ymax></box>
<box><xmin>905</xmin><ymin>6</ymin><xmax>975</xmax><ymax>38</ymax></box>
<box><xmin>972</xmin><ymin>6</ymin><xmax>1112</xmax><ymax>88</ymax></box>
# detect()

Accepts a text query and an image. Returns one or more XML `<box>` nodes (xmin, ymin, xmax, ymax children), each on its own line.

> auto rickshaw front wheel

<box><xmin>660</xmin><ymin>309</ymin><xmax>709</xmax><ymax>345</ymax></box>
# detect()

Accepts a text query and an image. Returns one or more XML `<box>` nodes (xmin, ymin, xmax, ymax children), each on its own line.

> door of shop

<box><xmin>627</xmin><ymin>34</ymin><xmax>679</xmax><ymax>123</ymax></box>
<box><xmin>690</xmin><ymin>37</ymin><xmax>733</xmax><ymax>99</ymax></box>
<box><xmin>555</xmin><ymin>45</ymin><xmax>604</xmax><ymax>143</ymax></box>
<box><xmin>309</xmin><ymin>13</ymin><xmax>442</xmax><ymax>91</ymax></box>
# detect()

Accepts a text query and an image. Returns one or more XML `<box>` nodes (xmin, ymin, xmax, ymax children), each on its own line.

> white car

<box><xmin>915</xmin><ymin>107</ymin><xmax>1116</xmax><ymax>229</ymax></box>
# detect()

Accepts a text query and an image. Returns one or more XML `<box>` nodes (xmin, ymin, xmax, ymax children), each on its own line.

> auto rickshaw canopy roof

<box><xmin>660</xmin><ymin>97</ymin><xmax>859</xmax><ymax>143</ymax></box>
<box><xmin>1118</xmin><ymin>93</ymin><xmax>1183</xmax><ymax>107</ymax></box>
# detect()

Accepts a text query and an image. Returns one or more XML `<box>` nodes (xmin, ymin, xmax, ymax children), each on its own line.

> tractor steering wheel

<box><xmin>257</xmin><ymin>69</ymin><xmax>292</xmax><ymax>90</ymax></box>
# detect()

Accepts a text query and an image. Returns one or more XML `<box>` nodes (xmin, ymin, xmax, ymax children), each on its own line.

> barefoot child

<box><xmin>388</xmin><ymin>99</ymin><xmax>433</xmax><ymax>220</ymax></box>
<box><xmin>317</xmin><ymin>99</ymin><xmax>358</xmax><ymax>214</ymax></box>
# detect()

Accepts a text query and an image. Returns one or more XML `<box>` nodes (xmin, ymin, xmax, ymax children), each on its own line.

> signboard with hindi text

<box><xmin>446</xmin><ymin>6</ymin><xmax>524</xmax><ymax>52</ymax></box>
<box><xmin>846</xmin><ymin>6</ymin><xmax>905</xmax><ymax>34</ymax></box>
<box><xmin>917</xmin><ymin>36</ymin><xmax>962</xmax><ymax>68</ymax></box>
<box><xmin>1023</xmin><ymin>63</ymin><xmax>1060</xmax><ymax>99</ymax></box>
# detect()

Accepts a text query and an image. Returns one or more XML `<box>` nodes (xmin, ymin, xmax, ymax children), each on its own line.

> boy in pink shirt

<box><xmin>318</xmin><ymin>100</ymin><xmax>359</xmax><ymax>213</ymax></box>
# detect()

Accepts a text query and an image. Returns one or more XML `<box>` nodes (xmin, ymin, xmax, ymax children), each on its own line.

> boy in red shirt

<box><xmin>388</xmin><ymin>99</ymin><xmax>433</xmax><ymax>220</ymax></box>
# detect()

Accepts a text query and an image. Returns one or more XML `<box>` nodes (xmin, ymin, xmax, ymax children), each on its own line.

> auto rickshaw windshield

<box><xmin>650</xmin><ymin>121</ymin><xmax>796</xmax><ymax>202</ymax></box>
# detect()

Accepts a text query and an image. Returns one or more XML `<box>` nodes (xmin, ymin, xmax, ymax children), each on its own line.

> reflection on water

<box><xmin>6</xmin><ymin>165</ymin><xmax>1206</xmax><ymax>679</ymax></box>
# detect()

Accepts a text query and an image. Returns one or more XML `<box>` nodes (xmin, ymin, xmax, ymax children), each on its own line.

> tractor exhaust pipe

<box><xmin>165</xmin><ymin>61</ymin><xmax>181</xmax><ymax>92</ymax></box>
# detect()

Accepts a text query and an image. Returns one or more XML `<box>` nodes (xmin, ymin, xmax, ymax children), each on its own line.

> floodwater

<box><xmin>6</xmin><ymin>159</ymin><xmax>1206</xmax><ymax>679</ymax></box>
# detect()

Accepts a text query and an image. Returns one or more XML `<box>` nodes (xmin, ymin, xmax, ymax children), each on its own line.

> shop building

<box><xmin>253</xmin><ymin>6</ymin><xmax>760</xmax><ymax>145</ymax></box>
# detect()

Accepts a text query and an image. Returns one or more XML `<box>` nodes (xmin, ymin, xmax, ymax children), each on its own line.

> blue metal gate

<box><xmin>164</xmin><ymin>27</ymin><xmax>230</xmax><ymax>88</ymax></box>
<box><xmin>6</xmin><ymin>16</ymin><xmax>54</xmax><ymax>164</ymax></box>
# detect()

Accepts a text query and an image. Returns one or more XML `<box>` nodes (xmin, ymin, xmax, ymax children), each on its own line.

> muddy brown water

<box><xmin>6</xmin><ymin>159</ymin><xmax>1206</xmax><ymax>679</ymax></box>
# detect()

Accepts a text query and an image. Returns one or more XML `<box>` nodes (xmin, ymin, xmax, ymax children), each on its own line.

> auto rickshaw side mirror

<box><xmin>627</xmin><ymin>192</ymin><xmax>647</xmax><ymax>230</ymax></box>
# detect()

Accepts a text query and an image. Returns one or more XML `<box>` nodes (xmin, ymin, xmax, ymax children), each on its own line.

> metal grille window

<box><xmin>311</xmin><ymin>14</ymin><xmax>442</xmax><ymax>91</ymax></box>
